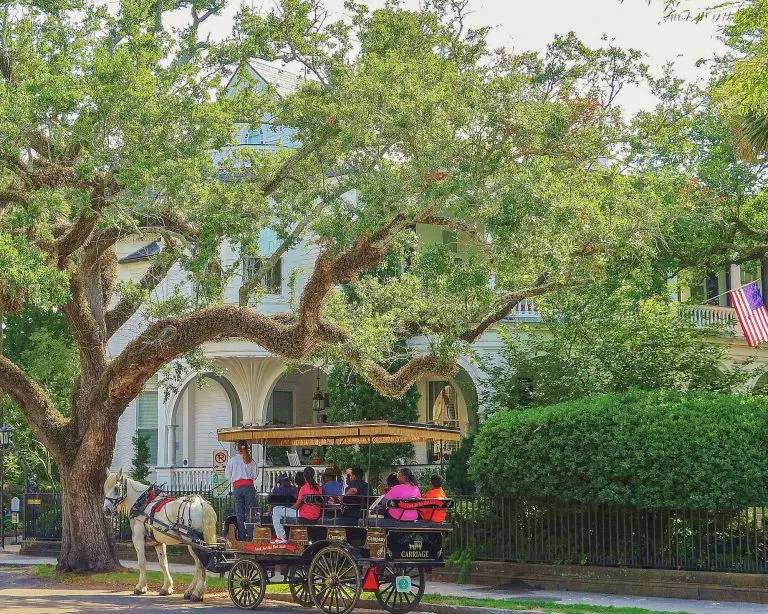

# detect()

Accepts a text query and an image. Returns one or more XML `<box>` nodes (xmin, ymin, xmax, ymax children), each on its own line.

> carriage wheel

<box><xmin>228</xmin><ymin>559</ymin><xmax>266</xmax><ymax>610</ymax></box>
<box><xmin>374</xmin><ymin>565</ymin><xmax>426</xmax><ymax>613</ymax></box>
<box><xmin>287</xmin><ymin>565</ymin><xmax>313</xmax><ymax>608</ymax></box>
<box><xmin>308</xmin><ymin>545</ymin><xmax>361</xmax><ymax>614</ymax></box>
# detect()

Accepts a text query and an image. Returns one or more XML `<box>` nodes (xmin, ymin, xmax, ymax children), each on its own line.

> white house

<box><xmin>108</xmin><ymin>60</ymin><xmax>768</xmax><ymax>491</ymax></box>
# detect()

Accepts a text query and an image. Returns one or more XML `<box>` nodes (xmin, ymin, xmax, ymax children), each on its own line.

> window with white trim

<box><xmin>137</xmin><ymin>390</ymin><xmax>158</xmax><ymax>466</ymax></box>
<box><xmin>243</xmin><ymin>256</ymin><xmax>282</xmax><ymax>295</ymax></box>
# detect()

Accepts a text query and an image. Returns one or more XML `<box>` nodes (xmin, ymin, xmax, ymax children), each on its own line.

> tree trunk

<box><xmin>57</xmin><ymin>465</ymin><xmax>121</xmax><ymax>572</ymax></box>
<box><xmin>56</xmin><ymin>409</ymin><xmax>122</xmax><ymax>572</ymax></box>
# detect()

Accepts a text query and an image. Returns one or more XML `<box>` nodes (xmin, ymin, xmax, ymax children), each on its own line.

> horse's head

<box><xmin>103</xmin><ymin>468</ymin><xmax>128</xmax><ymax>517</ymax></box>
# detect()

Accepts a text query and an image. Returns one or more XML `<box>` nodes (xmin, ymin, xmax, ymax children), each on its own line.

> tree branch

<box><xmin>105</xmin><ymin>242</ymin><xmax>181</xmax><ymax>338</ymax></box>
<box><xmin>0</xmin><ymin>356</ymin><xmax>68</xmax><ymax>451</ymax></box>
<box><xmin>261</xmin><ymin>126</ymin><xmax>335</xmax><ymax>197</ymax></box>
<box><xmin>239</xmin><ymin>199</ymin><xmax>327</xmax><ymax>306</ymax></box>
<box><xmin>55</xmin><ymin>180</ymin><xmax>114</xmax><ymax>261</ymax></box>
<box><xmin>97</xmin><ymin>307</ymin><xmax>302</xmax><ymax>407</ymax></box>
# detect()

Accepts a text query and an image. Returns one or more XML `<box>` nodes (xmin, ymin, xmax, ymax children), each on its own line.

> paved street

<box><xmin>4</xmin><ymin>548</ymin><xmax>768</xmax><ymax>613</ymax></box>
<box><xmin>0</xmin><ymin>566</ymin><xmax>374</xmax><ymax>614</ymax></box>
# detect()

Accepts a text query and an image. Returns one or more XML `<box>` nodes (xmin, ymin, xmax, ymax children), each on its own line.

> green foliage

<box><xmin>324</xmin><ymin>363</ymin><xmax>419</xmax><ymax>481</ymax></box>
<box><xmin>1</xmin><ymin>307</ymin><xmax>76</xmax><ymax>489</ymax></box>
<box><xmin>482</xmin><ymin>281</ymin><xmax>745</xmax><ymax>415</ymax></box>
<box><xmin>446</xmin><ymin>548</ymin><xmax>475</xmax><ymax>584</ymax></box>
<box><xmin>470</xmin><ymin>390</ymin><xmax>768</xmax><ymax>508</ymax></box>
<box><xmin>445</xmin><ymin>433</ymin><xmax>476</xmax><ymax>495</ymax></box>
<box><xmin>130</xmin><ymin>432</ymin><xmax>151</xmax><ymax>483</ymax></box>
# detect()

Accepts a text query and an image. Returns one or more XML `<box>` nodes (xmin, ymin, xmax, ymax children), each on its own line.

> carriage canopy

<box><xmin>217</xmin><ymin>420</ymin><xmax>461</xmax><ymax>447</ymax></box>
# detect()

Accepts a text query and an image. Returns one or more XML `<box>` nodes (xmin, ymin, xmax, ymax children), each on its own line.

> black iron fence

<box><xmin>24</xmin><ymin>492</ymin><xmax>768</xmax><ymax>573</ymax></box>
<box><xmin>24</xmin><ymin>490</ymin><xmax>234</xmax><ymax>542</ymax></box>
<box><xmin>447</xmin><ymin>497</ymin><xmax>768</xmax><ymax>573</ymax></box>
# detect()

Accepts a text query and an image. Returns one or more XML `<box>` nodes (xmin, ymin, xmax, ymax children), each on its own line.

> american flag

<box><xmin>729</xmin><ymin>281</ymin><xmax>768</xmax><ymax>347</ymax></box>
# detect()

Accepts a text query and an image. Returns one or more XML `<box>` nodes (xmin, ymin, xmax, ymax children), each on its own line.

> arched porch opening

<box><xmin>415</xmin><ymin>364</ymin><xmax>480</xmax><ymax>466</ymax></box>
<box><xmin>166</xmin><ymin>373</ymin><xmax>242</xmax><ymax>469</ymax></box>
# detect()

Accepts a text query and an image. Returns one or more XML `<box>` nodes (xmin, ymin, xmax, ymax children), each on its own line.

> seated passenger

<box><xmin>271</xmin><ymin>474</ymin><xmax>297</xmax><ymax>499</ymax></box>
<box><xmin>342</xmin><ymin>467</ymin><xmax>370</xmax><ymax>519</ymax></box>
<box><xmin>322</xmin><ymin>468</ymin><xmax>343</xmax><ymax>497</ymax></box>
<box><xmin>419</xmin><ymin>474</ymin><xmax>447</xmax><ymax>522</ymax></box>
<box><xmin>381</xmin><ymin>472</ymin><xmax>399</xmax><ymax>494</ymax></box>
<box><xmin>344</xmin><ymin>467</ymin><xmax>369</xmax><ymax>497</ymax></box>
<box><xmin>271</xmin><ymin>466</ymin><xmax>322</xmax><ymax>544</ymax></box>
<box><xmin>384</xmin><ymin>468</ymin><xmax>421</xmax><ymax>521</ymax></box>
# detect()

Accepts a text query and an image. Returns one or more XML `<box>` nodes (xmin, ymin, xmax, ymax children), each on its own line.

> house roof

<box><xmin>118</xmin><ymin>240</ymin><xmax>161</xmax><ymax>264</ymax></box>
<box><xmin>247</xmin><ymin>60</ymin><xmax>305</xmax><ymax>98</ymax></box>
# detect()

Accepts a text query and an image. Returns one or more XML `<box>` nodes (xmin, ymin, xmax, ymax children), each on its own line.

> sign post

<box><xmin>212</xmin><ymin>450</ymin><xmax>229</xmax><ymax>498</ymax></box>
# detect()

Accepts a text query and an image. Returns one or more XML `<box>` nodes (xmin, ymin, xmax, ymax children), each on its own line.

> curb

<box><xmin>265</xmin><ymin>592</ymin><xmax>539</xmax><ymax>614</ymax></box>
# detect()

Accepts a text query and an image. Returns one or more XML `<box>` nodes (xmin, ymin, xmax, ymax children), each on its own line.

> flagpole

<box><xmin>701</xmin><ymin>280</ymin><xmax>761</xmax><ymax>305</ymax></box>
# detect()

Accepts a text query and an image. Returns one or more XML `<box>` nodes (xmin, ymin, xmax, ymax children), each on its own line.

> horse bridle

<box><xmin>105</xmin><ymin>475</ymin><xmax>128</xmax><ymax>507</ymax></box>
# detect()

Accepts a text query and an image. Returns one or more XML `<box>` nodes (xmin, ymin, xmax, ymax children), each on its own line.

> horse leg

<box><xmin>155</xmin><ymin>544</ymin><xmax>173</xmax><ymax>596</ymax></box>
<box><xmin>184</xmin><ymin>546</ymin><xmax>202</xmax><ymax>601</ymax></box>
<box><xmin>186</xmin><ymin>546</ymin><xmax>206</xmax><ymax>602</ymax></box>
<box><xmin>131</xmin><ymin>527</ymin><xmax>148</xmax><ymax>595</ymax></box>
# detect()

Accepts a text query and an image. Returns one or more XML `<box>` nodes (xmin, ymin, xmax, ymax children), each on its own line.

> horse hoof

<box><xmin>183</xmin><ymin>593</ymin><xmax>192</xmax><ymax>600</ymax></box>
<box><xmin>133</xmin><ymin>589</ymin><xmax>147</xmax><ymax>596</ymax></box>
<box><xmin>159</xmin><ymin>588</ymin><xmax>173</xmax><ymax>596</ymax></box>
<box><xmin>190</xmin><ymin>595</ymin><xmax>203</xmax><ymax>603</ymax></box>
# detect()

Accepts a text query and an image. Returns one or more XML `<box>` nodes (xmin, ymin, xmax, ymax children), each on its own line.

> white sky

<box><xmin>200</xmin><ymin>0</ymin><xmax>724</xmax><ymax>114</ymax></box>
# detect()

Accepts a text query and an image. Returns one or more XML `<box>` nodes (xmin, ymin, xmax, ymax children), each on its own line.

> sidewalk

<box><xmin>3</xmin><ymin>545</ymin><xmax>768</xmax><ymax>613</ymax></box>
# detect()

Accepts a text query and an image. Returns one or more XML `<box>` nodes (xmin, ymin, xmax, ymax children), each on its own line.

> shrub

<box><xmin>469</xmin><ymin>390</ymin><xmax>768</xmax><ymax>509</ymax></box>
<box><xmin>130</xmin><ymin>432</ymin><xmax>151</xmax><ymax>483</ymax></box>
<box><xmin>445</xmin><ymin>434</ymin><xmax>476</xmax><ymax>495</ymax></box>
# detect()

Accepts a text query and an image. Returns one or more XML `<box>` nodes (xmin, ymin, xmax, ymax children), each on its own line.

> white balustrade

<box><xmin>683</xmin><ymin>305</ymin><xmax>742</xmax><ymax>336</ymax></box>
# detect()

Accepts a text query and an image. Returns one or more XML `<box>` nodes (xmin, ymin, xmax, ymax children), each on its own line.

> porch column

<box><xmin>728</xmin><ymin>264</ymin><xmax>741</xmax><ymax>307</ymax></box>
<box><xmin>165</xmin><ymin>424</ymin><xmax>178</xmax><ymax>467</ymax></box>
<box><xmin>761</xmin><ymin>259</ymin><xmax>768</xmax><ymax>304</ymax></box>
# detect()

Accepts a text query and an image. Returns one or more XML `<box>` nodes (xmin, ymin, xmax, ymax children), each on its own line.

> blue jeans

<box><xmin>272</xmin><ymin>506</ymin><xmax>299</xmax><ymax>540</ymax></box>
<box><xmin>233</xmin><ymin>485</ymin><xmax>257</xmax><ymax>541</ymax></box>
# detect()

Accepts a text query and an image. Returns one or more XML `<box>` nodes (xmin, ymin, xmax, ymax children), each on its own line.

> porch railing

<box><xmin>160</xmin><ymin>465</ymin><xmax>333</xmax><ymax>492</ymax></box>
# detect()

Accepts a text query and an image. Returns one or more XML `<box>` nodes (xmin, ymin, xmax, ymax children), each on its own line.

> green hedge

<box><xmin>469</xmin><ymin>390</ymin><xmax>768</xmax><ymax>508</ymax></box>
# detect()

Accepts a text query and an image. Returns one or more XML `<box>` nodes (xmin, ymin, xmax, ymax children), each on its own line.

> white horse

<box><xmin>103</xmin><ymin>470</ymin><xmax>217</xmax><ymax>601</ymax></box>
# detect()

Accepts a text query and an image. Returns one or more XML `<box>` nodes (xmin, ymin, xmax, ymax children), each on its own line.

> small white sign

<box><xmin>11</xmin><ymin>512</ymin><xmax>18</xmax><ymax>524</ymax></box>
<box><xmin>212</xmin><ymin>450</ymin><xmax>228</xmax><ymax>474</ymax></box>
<box><xmin>10</xmin><ymin>497</ymin><xmax>19</xmax><ymax>512</ymax></box>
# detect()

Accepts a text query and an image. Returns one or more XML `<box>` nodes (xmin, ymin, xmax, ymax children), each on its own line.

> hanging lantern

<box><xmin>312</xmin><ymin>368</ymin><xmax>328</xmax><ymax>412</ymax></box>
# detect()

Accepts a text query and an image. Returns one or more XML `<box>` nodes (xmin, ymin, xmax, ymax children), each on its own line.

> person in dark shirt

<box><xmin>341</xmin><ymin>467</ymin><xmax>369</xmax><ymax>519</ymax></box>
<box><xmin>271</xmin><ymin>474</ymin><xmax>297</xmax><ymax>499</ymax></box>
<box><xmin>344</xmin><ymin>467</ymin><xmax>370</xmax><ymax>497</ymax></box>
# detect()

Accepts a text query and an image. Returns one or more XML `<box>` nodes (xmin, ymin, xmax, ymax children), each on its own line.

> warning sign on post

<box><xmin>213</xmin><ymin>450</ymin><xmax>228</xmax><ymax>473</ymax></box>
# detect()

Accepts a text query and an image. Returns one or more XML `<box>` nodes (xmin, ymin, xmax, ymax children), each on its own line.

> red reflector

<box><xmin>362</xmin><ymin>567</ymin><xmax>379</xmax><ymax>592</ymax></box>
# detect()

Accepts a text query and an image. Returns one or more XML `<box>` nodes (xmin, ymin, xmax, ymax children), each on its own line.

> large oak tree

<box><xmin>1</xmin><ymin>0</ymin><xmax>686</xmax><ymax>570</ymax></box>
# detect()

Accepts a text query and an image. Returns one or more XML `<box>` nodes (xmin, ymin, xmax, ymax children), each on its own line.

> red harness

<box><xmin>149</xmin><ymin>497</ymin><xmax>176</xmax><ymax>518</ymax></box>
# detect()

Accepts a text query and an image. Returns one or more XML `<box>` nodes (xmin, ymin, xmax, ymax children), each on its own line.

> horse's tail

<box><xmin>200</xmin><ymin>497</ymin><xmax>217</xmax><ymax>544</ymax></box>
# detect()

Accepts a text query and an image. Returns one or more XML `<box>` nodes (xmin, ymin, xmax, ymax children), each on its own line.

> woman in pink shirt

<box><xmin>384</xmin><ymin>468</ymin><xmax>421</xmax><ymax>520</ymax></box>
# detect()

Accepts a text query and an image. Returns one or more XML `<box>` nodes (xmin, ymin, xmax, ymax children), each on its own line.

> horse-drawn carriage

<box><xmin>216</xmin><ymin>421</ymin><xmax>459</xmax><ymax>613</ymax></box>
<box><xmin>105</xmin><ymin>421</ymin><xmax>458</xmax><ymax>613</ymax></box>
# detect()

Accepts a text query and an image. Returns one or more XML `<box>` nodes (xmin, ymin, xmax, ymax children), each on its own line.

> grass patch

<box><xmin>422</xmin><ymin>594</ymin><xmax>687</xmax><ymax>613</ymax></box>
<box><xmin>29</xmin><ymin>565</ymin><xmax>686</xmax><ymax>614</ymax></box>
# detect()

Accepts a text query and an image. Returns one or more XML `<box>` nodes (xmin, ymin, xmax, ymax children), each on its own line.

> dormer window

<box><xmin>243</xmin><ymin>256</ymin><xmax>282</xmax><ymax>295</ymax></box>
<box><xmin>246</xmin><ymin>127</ymin><xmax>263</xmax><ymax>145</ymax></box>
